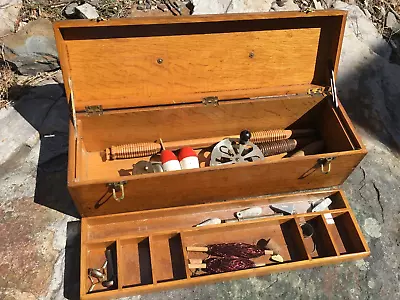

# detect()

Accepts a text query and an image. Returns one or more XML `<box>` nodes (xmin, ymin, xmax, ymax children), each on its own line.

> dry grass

<box><xmin>97</xmin><ymin>0</ymin><xmax>137</xmax><ymax>19</ymax></box>
<box><xmin>17</xmin><ymin>0</ymin><xmax>138</xmax><ymax>24</ymax></box>
<box><xmin>18</xmin><ymin>0</ymin><xmax>67</xmax><ymax>24</ymax></box>
<box><xmin>0</xmin><ymin>64</ymin><xmax>17</xmax><ymax>109</ymax></box>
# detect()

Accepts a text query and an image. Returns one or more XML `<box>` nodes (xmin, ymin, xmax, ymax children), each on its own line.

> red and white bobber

<box><xmin>178</xmin><ymin>147</ymin><xmax>200</xmax><ymax>169</ymax></box>
<box><xmin>160</xmin><ymin>138</ymin><xmax>181</xmax><ymax>172</ymax></box>
<box><xmin>161</xmin><ymin>150</ymin><xmax>181</xmax><ymax>171</ymax></box>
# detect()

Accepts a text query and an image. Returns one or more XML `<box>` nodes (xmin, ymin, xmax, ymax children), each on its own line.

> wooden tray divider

<box><xmin>319</xmin><ymin>214</ymin><xmax>341</xmax><ymax>256</ymax></box>
<box><xmin>292</xmin><ymin>218</ymin><xmax>312</xmax><ymax>261</ymax></box>
<box><xmin>179</xmin><ymin>232</ymin><xmax>194</xmax><ymax>280</ymax></box>
<box><xmin>80</xmin><ymin>243</ymin><xmax>88</xmax><ymax>297</ymax></box>
<box><xmin>116</xmin><ymin>239</ymin><xmax>124</xmax><ymax>290</ymax></box>
<box><xmin>302</xmin><ymin>215</ymin><xmax>338</xmax><ymax>259</ymax></box>
<box><xmin>327</xmin><ymin>212</ymin><xmax>368</xmax><ymax>255</ymax></box>
<box><xmin>147</xmin><ymin>236</ymin><xmax>159</xmax><ymax>284</ymax></box>
<box><xmin>279</xmin><ymin>219</ymin><xmax>310</xmax><ymax>262</ymax></box>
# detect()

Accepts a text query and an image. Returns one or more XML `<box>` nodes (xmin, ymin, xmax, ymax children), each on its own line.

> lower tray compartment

<box><xmin>182</xmin><ymin>218</ymin><xmax>309</xmax><ymax>277</ymax></box>
<box><xmin>297</xmin><ymin>215</ymin><xmax>338</xmax><ymax>259</ymax></box>
<box><xmin>326</xmin><ymin>212</ymin><xmax>367</xmax><ymax>255</ymax></box>
<box><xmin>85</xmin><ymin>241</ymin><xmax>118</xmax><ymax>294</ymax></box>
<box><xmin>80</xmin><ymin>189</ymin><xmax>369</xmax><ymax>299</ymax></box>
<box><xmin>149</xmin><ymin>233</ymin><xmax>188</xmax><ymax>282</ymax></box>
<box><xmin>118</xmin><ymin>237</ymin><xmax>153</xmax><ymax>288</ymax></box>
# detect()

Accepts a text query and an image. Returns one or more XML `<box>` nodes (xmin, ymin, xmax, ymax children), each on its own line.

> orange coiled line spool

<box><xmin>106</xmin><ymin>142</ymin><xmax>161</xmax><ymax>160</ymax></box>
<box><xmin>250</xmin><ymin>130</ymin><xmax>292</xmax><ymax>143</ymax></box>
<box><xmin>258</xmin><ymin>139</ymin><xmax>298</xmax><ymax>157</ymax></box>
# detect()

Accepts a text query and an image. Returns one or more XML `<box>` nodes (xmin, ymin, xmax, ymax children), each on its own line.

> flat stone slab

<box><xmin>1</xmin><ymin>18</ymin><xmax>59</xmax><ymax>75</ymax></box>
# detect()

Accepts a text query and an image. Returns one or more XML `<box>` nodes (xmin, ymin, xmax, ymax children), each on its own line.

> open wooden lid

<box><xmin>54</xmin><ymin>11</ymin><xmax>346</xmax><ymax>112</ymax></box>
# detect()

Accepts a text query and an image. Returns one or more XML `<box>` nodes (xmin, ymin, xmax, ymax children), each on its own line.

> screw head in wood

<box><xmin>249</xmin><ymin>52</ymin><xmax>255</xmax><ymax>58</ymax></box>
<box><xmin>157</xmin><ymin>58</ymin><xmax>163</xmax><ymax>64</ymax></box>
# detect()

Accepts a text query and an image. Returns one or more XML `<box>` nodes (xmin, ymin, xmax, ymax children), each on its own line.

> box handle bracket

<box><xmin>107</xmin><ymin>181</ymin><xmax>127</xmax><ymax>202</ymax></box>
<box><xmin>318</xmin><ymin>157</ymin><xmax>336</xmax><ymax>174</ymax></box>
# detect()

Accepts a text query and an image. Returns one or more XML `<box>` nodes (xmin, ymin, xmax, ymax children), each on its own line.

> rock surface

<box><xmin>64</xmin><ymin>2</ymin><xmax>79</xmax><ymax>18</ymax></box>
<box><xmin>386</xmin><ymin>11</ymin><xmax>400</xmax><ymax>31</ymax></box>
<box><xmin>75</xmin><ymin>3</ymin><xmax>100</xmax><ymax>19</ymax></box>
<box><xmin>192</xmin><ymin>0</ymin><xmax>301</xmax><ymax>14</ymax></box>
<box><xmin>192</xmin><ymin>0</ymin><xmax>231</xmax><ymax>14</ymax></box>
<box><xmin>0</xmin><ymin>19</ymin><xmax>59</xmax><ymax>75</ymax></box>
<box><xmin>335</xmin><ymin>1</ymin><xmax>400</xmax><ymax>149</ymax></box>
<box><xmin>271</xmin><ymin>0</ymin><xmax>299</xmax><ymax>11</ymax></box>
<box><xmin>0</xmin><ymin>0</ymin><xmax>22</xmax><ymax>36</ymax></box>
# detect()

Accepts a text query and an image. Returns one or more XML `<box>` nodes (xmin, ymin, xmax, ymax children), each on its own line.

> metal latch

<box><xmin>318</xmin><ymin>157</ymin><xmax>336</xmax><ymax>174</ymax></box>
<box><xmin>107</xmin><ymin>181</ymin><xmax>127</xmax><ymax>202</ymax></box>
<box><xmin>202</xmin><ymin>96</ymin><xmax>219</xmax><ymax>106</ymax></box>
<box><xmin>85</xmin><ymin>105</ymin><xmax>104</xmax><ymax>116</ymax></box>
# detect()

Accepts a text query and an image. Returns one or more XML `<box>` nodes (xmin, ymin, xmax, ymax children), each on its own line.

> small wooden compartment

<box><xmin>83</xmin><ymin>241</ymin><xmax>117</xmax><ymax>293</ymax></box>
<box><xmin>326</xmin><ymin>212</ymin><xmax>367</xmax><ymax>255</ymax></box>
<box><xmin>118</xmin><ymin>237</ymin><xmax>153</xmax><ymax>287</ymax></box>
<box><xmin>182</xmin><ymin>218</ymin><xmax>310</xmax><ymax>269</ymax></box>
<box><xmin>80</xmin><ymin>190</ymin><xmax>369</xmax><ymax>299</ymax></box>
<box><xmin>149</xmin><ymin>234</ymin><xmax>188</xmax><ymax>283</ymax></box>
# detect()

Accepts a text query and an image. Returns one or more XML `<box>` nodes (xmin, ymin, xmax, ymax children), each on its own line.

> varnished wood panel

<box><xmin>66</xmin><ymin>28</ymin><xmax>320</xmax><ymax>110</ymax></box>
<box><xmin>69</xmin><ymin>150</ymin><xmax>366</xmax><ymax>217</ymax></box>
<box><xmin>53</xmin><ymin>11</ymin><xmax>347</xmax><ymax>111</ymax></box>
<box><xmin>78</xmin><ymin>95</ymin><xmax>323</xmax><ymax>152</ymax></box>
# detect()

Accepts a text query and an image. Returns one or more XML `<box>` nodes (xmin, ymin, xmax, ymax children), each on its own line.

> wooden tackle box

<box><xmin>53</xmin><ymin>10</ymin><xmax>370</xmax><ymax>299</ymax></box>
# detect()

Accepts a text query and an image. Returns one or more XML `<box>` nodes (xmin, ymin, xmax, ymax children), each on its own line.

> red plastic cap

<box><xmin>161</xmin><ymin>150</ymin><xmax>178</xmax><ymax>164</ymax></box>
<box><xmin>178</xmin><ymin>147</ymin><xmax>197</xmax><ymax>161</ymax></box>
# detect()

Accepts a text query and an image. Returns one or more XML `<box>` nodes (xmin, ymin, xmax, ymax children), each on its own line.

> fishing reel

<box><xmin>210</xmin><ymin>130</ymin><xmax>264</xmax><ymax>166</ymax></box>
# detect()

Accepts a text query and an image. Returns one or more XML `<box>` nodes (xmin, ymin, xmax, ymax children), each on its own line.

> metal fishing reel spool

<box><xmin>210</xmin><ymin>130</ymin><xmax>264</xmax><ymax>166</ymax></box>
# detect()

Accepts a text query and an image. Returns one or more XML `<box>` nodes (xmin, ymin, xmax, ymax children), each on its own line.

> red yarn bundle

<box><xmin>204</xmin><ymin>257</ymin><xmax>256</xmax><ymax>274</ymax></box>
<box><xmin>207</xmin><ymin>243</ymin><xmax>265</xmax><ymax>259</ymax></box>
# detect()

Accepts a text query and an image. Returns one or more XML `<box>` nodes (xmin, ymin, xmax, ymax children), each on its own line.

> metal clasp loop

<box><xmin>319</xmin><ymin>157</ymin><xmax>335</xmax><ymax>174</ymax></box>
<box><xmin>108</xmin><ymin>181</ymin><xmax>127</xmax><ymax>202</ymax></box>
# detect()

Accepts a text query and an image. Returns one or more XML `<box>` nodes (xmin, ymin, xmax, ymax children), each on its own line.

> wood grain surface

<box><xmin>53</xmin><ymin>11</ymin><xmax>346</xmax><ymax>111</ymax></box>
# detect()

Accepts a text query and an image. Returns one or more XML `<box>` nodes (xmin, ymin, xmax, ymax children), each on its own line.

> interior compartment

<box><xmin>84</xmin><ymin>190</ymin><xmax>346</xmax><ymax>242</ymax></box>
<box><xmin>75</xmin><ymin>95</ymin><xmax>362</xmax><ymax>182</ymax></box>
<box><xmin>297</xmin><ymin>215</ymin><xmax>338</xmax><ymax>259</ymax></box>
<box><xmin>118</xmin><ymin>237</ymin><xmax>153</xmax><ymax>288</ymax></box>
<box><xmin>182</xmin><ymin>218</ymin><xmax>309</xmax><ymax>277</ymax></box>
<box><xmin>85</xmin><ymin>241</ymin><xmax>117</xmax><ymax>293</ymax></box>
<box><xmin>326</xmin><ymin>212</ymin><xmax>367</xmax><ymax>255</ymax></box>
<box><xmin>149</xmin><ymin>233</ymin><xmax>188</xmax><ymax>282</ymax></box>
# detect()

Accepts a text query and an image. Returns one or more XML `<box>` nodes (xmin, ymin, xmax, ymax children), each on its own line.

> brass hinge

<box><xmin>85</xmin><ymin>105</ymin><xmax>104</xmax><ymax>116</ymax></box>
<box><xmin>307</xmin><ymin>86</ymin><xmax>332</xmax><ymax>97</ymax></box>
<box><xmin>202</xmin><ymin>96</ymin><xmax>219</xmax><ymax>106</ymax></box>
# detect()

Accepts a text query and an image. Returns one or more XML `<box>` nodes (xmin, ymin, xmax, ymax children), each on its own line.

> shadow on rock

<box><xmin>335</xmin><ymin>1</ymin><xmax>400</xmax><ymax>155</ymax></box>
<box><xmin>64</xmin><ymin>220</ymin><xmax>81</xmax><ymax>300</ymax></box>
<box><xmin>12</xmin><ymin>81</ymin><xmax>79</xmax><ymax>218</ymax></box>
